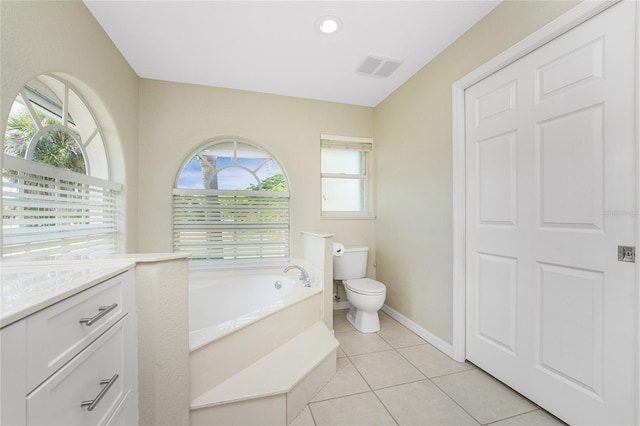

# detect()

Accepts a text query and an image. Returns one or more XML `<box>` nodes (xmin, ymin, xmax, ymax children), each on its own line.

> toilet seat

<box><xmin>344</xmin><ymin>278</ymin><xmax>386</xmax><ymax>296</ymax></box>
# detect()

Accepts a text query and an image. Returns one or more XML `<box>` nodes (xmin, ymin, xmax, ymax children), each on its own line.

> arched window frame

<box><xmin>173</xmin><ymin>138</ymin><xmax>290</xmax><ymax>266</ymax></box>
<box><xmin>2</xmin><ymin>74</ymin><xmax>121</xmax><ymax>260</ymax></box>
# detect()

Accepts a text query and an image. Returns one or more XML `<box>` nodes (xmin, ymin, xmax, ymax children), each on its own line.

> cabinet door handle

<box><xmin>79</xmin><ymin>303</ymin><xmax>118</xmax><ymax>326</ymax></box>
<box><xmin>81</xmin><ymin>374</ymin><xmax>119</xmax><ymax>411</ymax></box>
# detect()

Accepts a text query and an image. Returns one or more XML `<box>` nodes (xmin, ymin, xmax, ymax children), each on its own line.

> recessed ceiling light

<box><xmin>318</xmin><ymin>16</ymin><xmax>341</xmax><ymax>35</ymax></box>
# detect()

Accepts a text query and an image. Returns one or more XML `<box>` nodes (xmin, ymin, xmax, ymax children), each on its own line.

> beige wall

<box><xmin>373</xmin><ymin>0</ymin><xmax>580</xmax><ymax>344</ymax></box>
<box><xmin>2</xmin><ymin>0</ymin><xmax>585</xmax><ymax>346</ymax></box>
<box><xmin>0</xmin><ymin>0</ymin><xmax>140</xmax><ymax>252</ymax></box>
<box><xmin>138</xmin><ymin>79</ymin><xmax>376</xmax><ymax>264</ymax></box>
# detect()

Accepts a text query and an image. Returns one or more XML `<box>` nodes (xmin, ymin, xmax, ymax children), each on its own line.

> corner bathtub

<box><xmin>188</xmin><ymin>268</ymin><xmax>324</xmax><ymax>400</ymax></box>
<box><xmin>189</xmin><ymin>270</ymin><xmax>321</xmax><ymax>350</ymax></box>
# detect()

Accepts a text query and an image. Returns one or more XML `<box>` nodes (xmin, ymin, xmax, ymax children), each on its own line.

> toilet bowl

<box><xmin>333</xmin><ymin>245</ymin><xmax>387</xmax><ymax>333</ymax></box>
<box><xmin>343</xmin><ymin>278</ymin><xmax>386</xmax><ymax>333</ymax></box>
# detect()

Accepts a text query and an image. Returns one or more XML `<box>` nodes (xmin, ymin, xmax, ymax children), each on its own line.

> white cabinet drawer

<box><xmin>26</xmin><ymin>269</ymin><xmax>134</xmax><ymax>390</ymax></box>
<box><xmin>104</xmin><ymin>389</ymin><xmax>137</xmax><ymax>426</ymax></box>
<box><xmin>27</xmin><ymin>315</ymin><xmax>131</xmax><ymax>426</ymax></box>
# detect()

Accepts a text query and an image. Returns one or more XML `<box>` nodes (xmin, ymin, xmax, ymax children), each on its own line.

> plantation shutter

<box><xmin>2</xmin><ymin>155</ymin><xmax>121</xmax><ymax>259</ymax></box>
<box><xmin>173</xmin><ymin>188</ymin><xmax>290</xmax><ymax>264</ymax></box>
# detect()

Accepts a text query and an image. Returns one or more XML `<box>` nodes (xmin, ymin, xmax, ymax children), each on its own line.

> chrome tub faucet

<box><xmin>283</xmin><ymin>265</ymin><xmax>312</xmax><ymax>287</ymax></box>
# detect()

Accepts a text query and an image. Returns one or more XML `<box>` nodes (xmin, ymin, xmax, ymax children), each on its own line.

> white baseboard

<box><xmin>381</xmin><ymin>304</ymin><xmax>455</xmax><ymax>359</ymax></box>
<box><xmin>331</xmin><ymin>302</ymin><xmax>455</xmax><ymax>360</ymax></box>
<box><xmin>332</xmin><ymin>301</ymin><xmax>351</xmax><ymax>310</ymax></box>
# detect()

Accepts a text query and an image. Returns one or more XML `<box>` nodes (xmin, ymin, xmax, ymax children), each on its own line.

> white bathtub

<box><xmin>188</xmin><ymin>269</ymin><xmax>322</xmax><ymax>351</ymax></box>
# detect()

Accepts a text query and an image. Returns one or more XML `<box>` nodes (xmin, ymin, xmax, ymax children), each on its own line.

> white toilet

<box><xmin>333</xmin><ymin>245</ymin><xmax>386</xmax><ymax>333</ymax></box>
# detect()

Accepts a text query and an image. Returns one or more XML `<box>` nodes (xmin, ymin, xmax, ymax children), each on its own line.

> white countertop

<box><xmin>0</xmin><ymin>260</ymin><xmax>135</xmax><ymax>328</ymax></box>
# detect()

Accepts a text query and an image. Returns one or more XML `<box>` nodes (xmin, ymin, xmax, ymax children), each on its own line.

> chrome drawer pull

<box><xmin>79</xmin><ymin>303</ymin><xmax>118</xmax><ymax>326</ymax></box>
<box><xmin>80</xmin><ymin>374</ymin><xmax>119</xmax><ymax>411</ymax></box>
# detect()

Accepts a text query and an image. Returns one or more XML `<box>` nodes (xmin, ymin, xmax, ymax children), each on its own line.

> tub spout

<box><xmin>284</xmin><ymin>265</ymin><xmax>312</xmax><ymax>287</ymax></box>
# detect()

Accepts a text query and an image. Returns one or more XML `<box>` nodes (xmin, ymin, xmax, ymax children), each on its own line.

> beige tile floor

<box><xmin>291</xmin><ymin>309</ymin><xmax>565</xmax><ymax>426</ymax></box>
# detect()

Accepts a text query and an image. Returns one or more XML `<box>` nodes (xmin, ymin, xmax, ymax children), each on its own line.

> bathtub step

<box><xmin>190</xmin><ymin>321</ymin><xmax>338</xmax><ymax>425</ymax></box>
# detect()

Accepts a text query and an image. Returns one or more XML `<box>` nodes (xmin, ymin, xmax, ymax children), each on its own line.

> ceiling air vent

<box><xmin>357</xmin><ymin>55</ymin><xmax>403</xmax><ymax>78</ymax></box>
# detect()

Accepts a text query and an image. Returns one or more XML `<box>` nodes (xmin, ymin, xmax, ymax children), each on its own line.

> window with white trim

<box><xmin>321</xmin><ymin>134</ymin><xmax>373</xmax><ymax>217</ymax></box>
<box><xmin>173</xmin><ymin>139</ymin><xmax>290</xmax><ymax>265</ymax></box>
<box><xmin>2</xmin><ymin>75</ymin><xmax>121</xmax><ymax>259</ymax></box>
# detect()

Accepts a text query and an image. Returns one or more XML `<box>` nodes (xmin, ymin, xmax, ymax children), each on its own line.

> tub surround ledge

<box><xmin>190</xmin><ymin>321</ymin><xmax>338</xmax><ymax>425</ymax></box>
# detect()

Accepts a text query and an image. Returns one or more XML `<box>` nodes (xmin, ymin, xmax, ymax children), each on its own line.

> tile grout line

<box><xmin>376</xmin><ymin>342</ymin><xmax>426</xmax><ymax>425</ymax></box>
<box><xmin>380</xmin><ymin>317</ymin><xmax>534</xmax><ymax>425</ymax></box>
<box><xmin>370</xmin><ymin>387</ymin><xmax>400</xmax><ymax>426</ymax></box>
<box><xmin>309</xmin><ymin>389</ymin><xmax>374</xmax><ymax>404</ymax></box>
<box><xmin>348</xmin><ymin>341</ymin><xmax>402</xmax><ymax>426</ymax></box>
<box><xmin>382</xmin><ymin>324</ymin><xmax>484</xmax><ymax>425</ymax></box>
<box><xmin>369</xmin><ymin>326</ymin><xmax>428</xmax><ymax>426</ymax></box>
<box><xmin>427</xmin><ymin>373</ymin><xmax>485</xmax><ymax>425</ymax></box>
<box><xmin>328</xmin><ymin>313</ymin><xmax>438</xmax><ymax>425</ymax></box>
<box><xmin>332</xmin><ymin>314</ymin><xmax>421</xmax><ymax>425</ymax></box>
<box><xmin>482</xmin><ymin>408</ymin><xmax>543</xmax><ymax>426</ymax></box>
<box><xmin>334</xmin><ymin>313</ymin><xmax>479</xmax><ymax>425</ymax></box>
<box><xmin>325</xmin><ymin>312</ymin><xmax>561</xmax><ymax>426</ymax></box>
<box><xmin>306</xmin><ymin>402</ymin><xmax>318</xmax><ymax>426</ymax></box>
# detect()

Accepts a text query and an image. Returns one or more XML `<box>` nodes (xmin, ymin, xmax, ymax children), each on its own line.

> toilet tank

<box><xmin>333</xmin><ymin>245</ymin><xmax>368</xmax><ymax>280</ymax></box>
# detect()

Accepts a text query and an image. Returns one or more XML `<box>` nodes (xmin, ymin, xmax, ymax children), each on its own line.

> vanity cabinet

<box><xmin>0</xmin><ymin>267</ymin><xmax>138</xmax><ymax>425</ymax></box>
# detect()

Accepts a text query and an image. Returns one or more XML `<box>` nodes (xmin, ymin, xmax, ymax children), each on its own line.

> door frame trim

<box><xmin>451</xmin><ymin>0</ymin><xmax>638</xmax><ymax>421</ymax></box>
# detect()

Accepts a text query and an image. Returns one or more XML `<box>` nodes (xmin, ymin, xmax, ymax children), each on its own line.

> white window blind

<box><xmin>2</xmin><ymin>155</ymin><xmax>121</xmax><ymax>259</ymax></box>
<box><xmin>173</xmin><ymin>188</ymin><xmax>290</xmax><ymax>264</ymax></box>
<box><xmin>320</xmin><ymin>140</ymin><xmax>373</xmax><ymax>152</ymax></box>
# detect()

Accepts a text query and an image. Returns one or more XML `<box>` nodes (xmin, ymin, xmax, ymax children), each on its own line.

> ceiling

<box><xmin>83</xmin><ymin>1</ymin><xmax>500</xmax><ymax>107</ymax></box>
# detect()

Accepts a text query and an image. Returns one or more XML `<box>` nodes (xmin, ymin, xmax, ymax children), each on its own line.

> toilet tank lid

<box><xmin>344</xmin><ymin>245</ymin><xmax>368</xmax><ymax>253</ymax></box>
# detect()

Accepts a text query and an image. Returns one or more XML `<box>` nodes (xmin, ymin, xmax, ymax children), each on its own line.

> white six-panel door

<box><xmin>465</xmin><ymin>2</ymin><xmax>637</xmax><ymax>424</ymax></box>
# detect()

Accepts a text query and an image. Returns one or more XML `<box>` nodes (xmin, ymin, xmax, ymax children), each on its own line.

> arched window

<box><xmin>2</xmin><ymin>75</ymin><xmax>121</xmax><ymax>259</ymax></box>
<box><xmin>174</xmin><ymin>138</ymin><xmax>290</xmax><ymax>265</ymax></box>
